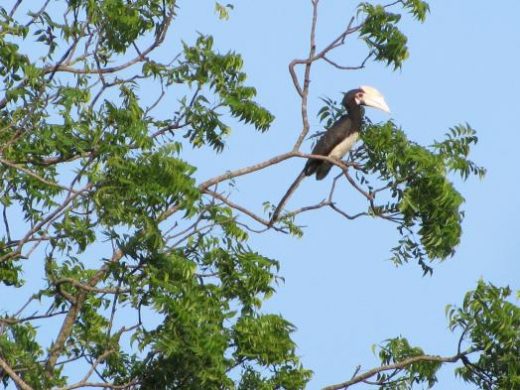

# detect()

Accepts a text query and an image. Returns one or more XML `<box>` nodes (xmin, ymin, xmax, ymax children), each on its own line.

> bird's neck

<box><xmin>346</xmin><ymin>105</ymin><xmax>364</xmax><ymax>128</ymax></box>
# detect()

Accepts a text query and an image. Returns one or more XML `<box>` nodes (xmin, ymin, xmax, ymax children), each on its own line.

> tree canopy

<box><xmin>0</xmin><ymin>1</ymin><xmax>517</xmax><ymax>389</ymax></box>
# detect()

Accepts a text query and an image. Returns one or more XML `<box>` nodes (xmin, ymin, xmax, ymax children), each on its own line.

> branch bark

<box><xmin>322</xmin><ymin>351</ymin><xmax>471</xmax><ymax>390</ymax></box>
<box><xmin>291</xmin><ymin>0</ymin><xmax>319</xmax><ymax>151</ymax></box>
<box><xmin>0</xmin><ymin>355</ymin><xmax>33</xmax><ymax>390</ymax></box>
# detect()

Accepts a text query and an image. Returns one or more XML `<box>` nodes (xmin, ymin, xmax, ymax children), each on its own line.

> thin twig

<box><xmin>322</xmin><ymin>51</ymin><xmax>372</xmax><ymax>71</ymax></box>
<box><xmin>74</xmin><ymin>349</ymin><xmax>114</xmax><ymax>388</ymax></box>
<box><xmin>203</xmin><ymin>189</ymin><xmax>285</xmax><ymax>233</ymax></box>
<box><xmin>8</xmin><ymin>0</ymin><xmax>23</xmax><ymax>18</ymax></box>
<box><xmin>0</xmin><ymin>158</ymin><xmax>77</xmax><ymax>193</ymax></box>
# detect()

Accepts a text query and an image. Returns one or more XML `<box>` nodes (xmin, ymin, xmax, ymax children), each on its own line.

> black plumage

<box><xmin>304</xmin><ymin>89</ymin><xmax>364</xmax><ymax>180</ymax></box>
<box><xmin>269</xmin><ymin>86</ymin><xmax>389</xmax><ymax>226</ymax></box>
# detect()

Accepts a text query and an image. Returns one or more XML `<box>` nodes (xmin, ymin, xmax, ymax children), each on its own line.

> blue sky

<box><xmin>2</xmin><ymin>0</ymin><xmax>519</xmax><ymax>388</ymax></box>
<box><xmin>174</xmin><ymin>1</ymin><xmax>520</xmax><ymax>388</ymax></box>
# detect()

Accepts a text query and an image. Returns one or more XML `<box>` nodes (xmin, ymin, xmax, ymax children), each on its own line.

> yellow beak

<box><xmin>359</xmin><ymin>85</ymin><xmax>391</xmax><ymax>113</ymax></box>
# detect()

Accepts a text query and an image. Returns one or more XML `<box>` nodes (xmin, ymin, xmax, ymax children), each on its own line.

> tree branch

<box><xmin>291</xmin><ymin>0</ymin><xmax>319</xmax><ymax>151</ymax></box>
<box><xmin>288</xmin><ymin>9</ymin><xmax>362</xmax><ymax>151</ymax></box>
<box><xmin>203</xmin><ymin>189</ymin><xmax>272</xmax><ymax>229</ymax></box>
<box><xmin>69</xmin><ymin>349</ymin><xmax>115</xmax><ymax>389</ymax></box>
<box><xmin>199</xmin><ymin>152</ymin><xmax>295</xmax><ymax>190</ymax></box>
<box><xmin>322</xmin><ymin>351</ymin><xmax>473</xmax><ymax>390</ymax></box>
<box><xmin>0</xmin><ymin>355</ymin><xmax>33</xmax><ymax>390</ymax></box>
<box><xmin>199</xmin><ymin>151</ymin><xmax>359</xmax><ymax>190</ymax></box>
<box><xmin>322</xmin><ymin>51</ymin><xmax>372</xmax><ymax>71</ymax></box>
<box><xmin>54</xmin><ymin>278</ymin><xmax>130</xmax><ymax>295</ymax></box>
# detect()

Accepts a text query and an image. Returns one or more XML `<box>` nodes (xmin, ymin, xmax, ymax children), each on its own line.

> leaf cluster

<box><xmin>0</xmin><ymin>323</ymin><xmax>63</xmax><ymax>389</ymax></box>
<box><xmin>357</xmin><ymin>121</ymin><xmax>484</xmax><ymax>271</ymax></box>
<box><xmin>215</xmin><ymin>2</ymin><xmax>234</xmax><ymax>21</ymax></box>
<box><xmin>447</xmin><ymin>281</ymin><xmax>520</xmax><ymax>389</ymax></box>
<box><xmin>117</xmin><ymin>212</ymin><xmax>311</xmax><ymax>388</ymax></box>
<box><xmin>172</xmin><ymin>35</ymin><xmax>274</xmax><ymax>151</ymax></box>
<box><xmin>374</xmin><ymin>337</ymin><xmax>441</xmax><ymax>388</ymax></box>
<box><xmin>358</xmin><ymin>0</ymin><xmax>429</xmax><ymax>69</ymax></box>
<box><xmin>80</xmin><ymin>0</ymin><xmax>176</xmax><ymax>54</ymax></box>
<box><xmin>0</xmin><ymin>1</ymin><xmax>303</xmax><ymax>388</ymax></box>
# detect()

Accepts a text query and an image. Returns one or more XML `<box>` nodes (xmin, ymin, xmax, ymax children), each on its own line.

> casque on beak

<box><xmin>356</xmin><ymin>85</ymin><xmax>391</xmax><ymax>113</ymax></box>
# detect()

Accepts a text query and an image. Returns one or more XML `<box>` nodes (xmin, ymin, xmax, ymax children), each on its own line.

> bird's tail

<box><xmin>269</xmin><ymin>170</ymin><xmax>307</xmax><ymax>227</ymax></box>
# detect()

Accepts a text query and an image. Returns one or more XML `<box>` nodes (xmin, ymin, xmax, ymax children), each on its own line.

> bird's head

<box><xmin>343</xmin><ymin>85</ymin><xmax>390</xmax><ymax>113</ymax></box>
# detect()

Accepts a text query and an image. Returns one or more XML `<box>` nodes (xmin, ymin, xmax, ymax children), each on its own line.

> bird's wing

<box><xmin>311</xmin><ymin>114</ymin><xmax>353</xmax><ymax>156</ymax></box>
<box><xmin>304</xmin><ymin>115</ymin><xmax>353</xmax><ymax>177</ymax></box>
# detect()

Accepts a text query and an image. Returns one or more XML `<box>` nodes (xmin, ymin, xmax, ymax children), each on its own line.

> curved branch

<box><xmin>322</xmin><ymin>350</ymin><xmax>474</xmax><ymax>390</ymax></box>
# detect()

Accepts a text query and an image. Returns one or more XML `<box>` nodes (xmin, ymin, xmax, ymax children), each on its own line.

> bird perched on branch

<box><xmin>269</xmin><ymin>85</ymin><xmax>390</xmax><ymax>226</ymax></box>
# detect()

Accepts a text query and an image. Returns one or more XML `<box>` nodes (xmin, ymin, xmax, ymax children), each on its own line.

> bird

<box><xmin>269</xmin><ymin>85</ymin><xmax>390</xmax><ymax>226</ymax></box>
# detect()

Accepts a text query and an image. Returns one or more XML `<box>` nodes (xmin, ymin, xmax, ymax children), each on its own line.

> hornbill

<box><xmin>269</xmin><ymin>85</ymin><xmax>390</xmax><ymax>226</ymax></box>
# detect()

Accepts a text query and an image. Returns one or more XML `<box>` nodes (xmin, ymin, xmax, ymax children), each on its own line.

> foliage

<box><xmin>361</xmin><ymin>122</ymin><xmax>484</xmax><ymax>272</ymax></box>
<box><xmin>215</xmin><ymin>2</ymin><xmax>234</xmax><ymax>21</ymax></box>
<box><xmin>448</xmin><ymin>281</ymin><xmax>520</xmax><ymax>389</ymax></box>
<box><xmin>358</xmin><ymin>0</ymin><xmax>429</xmax><ymax>69</ymax></box>
<box><xmin>357</xmin><ymin>281</ymin><xmax>520</xmax><ymax>390</ymax></box>
<box><xmin>0</xmin><ymin>0</ymin><xmax>306</xmax><ymax>388</ymax></box>
<box><xmin>0</xmin><ymin>0</ymin><xmax>511</xmax><ymax>390</ymax></box>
